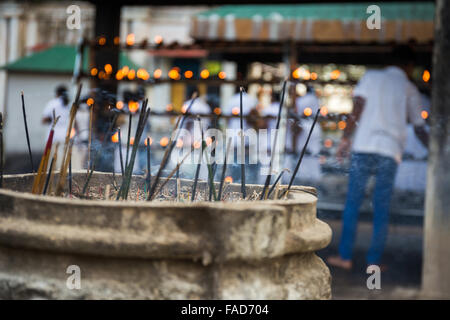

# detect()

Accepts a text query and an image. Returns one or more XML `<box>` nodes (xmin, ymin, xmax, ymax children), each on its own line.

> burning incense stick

<box><xmin>260</xmin><ymin>80</ymin><xmax>287</xmax><ymax>200</ymax></box>
<box><xmin>218</xmin><ymin>137</ymin><xmax>232</xmax><ymax>201</ymax></box>
<box><xmin>32</xmin><ymin>111</ymin><xmax>59</xmax><ymax>194</ymax></box>
<box><xmin>21</xmin><ymin>91</ymin><xmax>35</xmax><ymax>172</ymax></box>
<box><xmin>55</xmin><ymin>83</ymin><xmax>82</xmax><ymax>196</ymax></box>
<box><xmin>279</xmin><ymin>108</ymin><xmax>321</xmax><ymax>199</ymax></box>
<box><xmin>118</xmin><ymin>127</ymin><xmax>125</xmax><ymax>176</ymax></box>
<box><xmin>148</xmin><ymin>93</ymin><xmax>197</xmax><ymax>201</ymax></box>
<box><xmin>239</xmin><ymin>87</ymin><xmax>246</xmax><ymax>199</ymax></box>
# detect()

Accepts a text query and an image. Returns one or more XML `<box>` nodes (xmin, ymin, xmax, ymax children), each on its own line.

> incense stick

<box><xmin>267</xmin><ymin>168</ymin><xmax>289</xmax><ymax>199</ymax></box>
<box><xmin>279</xmin><ymin>108</ymin><xmax>321</xmax><ymax>199</ymax></box>
<box><xmin>126</xmin><ymin>113</ymin><xmax>132</xmax><ymax>166</ymax></box>
<box><xmin>21</xmin><ymin>91</ymin><xmax>35</xmax><ymax>172</ymax></box>
<box><xmin>152</xmin><ymin>151</ymin><xmax>191</xmax><ymax>199</ymax></box>
<box><xmin>69</xmin><ymin>158</ymin><xmax>72</xmax><ymax>196</ymax></box>
<box><xmin>260</xmin><ymin>80</ymin><xmax>287</xmax><ymax>200</ymax></box>
<box><xmin>82</xmin><ymin>112</ymin><xmax>119</xmax><ymax>195</ymax></box>
<box><xmin>117</xmin><ymin>100</ymin><xmax>150</xmax><ymax>200</ymax></box>
<box><xmin>148</xmin><ymin>93</ymin><xmax>197</xmax><ymax>201</ymax></box>
<box><xmin>239</xmin><ymin>87</ymin><xmax>246</xmax><ymax>199</ymax></box>
<box><xmin>218</xmin><ymin>137</ymin><xmax>232</xmax><ymax>201</ymax></box>
<box><xmin>45</xmin><ymin>143</ymin><xmax>59</xmax><ymax>195</ymax></box>
<box><xmin>118</xmin><ymin>127</ymin><xmax>125</xmax><ymax>176</ymax></box>
<box><xmin>146</xmin><ymin>136</ymin><xmax>151</xmax><ymax>192</ymax></box>
<box><xmin>55</xmin><ymin>83</ymin><xmax>82</xmax><ymax>196</ymax></box>
<box><xmin>87</xmin><ymin>103</ymin><xmax>93</xmax><ymax>172</ymax></box>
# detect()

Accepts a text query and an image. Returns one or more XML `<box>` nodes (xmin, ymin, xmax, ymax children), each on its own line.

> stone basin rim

<box><xmin>0</xmin><ymin>171</ymin><xmax>318</xmax><ymax>209</ymax></box>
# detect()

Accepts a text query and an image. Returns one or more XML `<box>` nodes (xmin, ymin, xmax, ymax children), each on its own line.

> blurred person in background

<box><xmin>327</xmin><ymin>45</ymin><xmax>429</xmax><ymax>270</ymax></box>
<box><xmin>42</xmin><ymin>85</ymin><xmax>84</xmax><ymax>169</ymax></box>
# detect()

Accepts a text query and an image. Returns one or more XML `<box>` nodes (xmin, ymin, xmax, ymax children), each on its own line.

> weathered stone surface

<box><xmin>0</xmin><ymin>172</ymin><xmax>332</xmax><ymax>299</ymax></box>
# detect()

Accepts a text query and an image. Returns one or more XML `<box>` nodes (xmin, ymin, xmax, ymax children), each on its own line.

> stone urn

<box><xmin>0</xmin><ymin>171</ymin><xmax>332</xmax><ymax>299</ymax></box>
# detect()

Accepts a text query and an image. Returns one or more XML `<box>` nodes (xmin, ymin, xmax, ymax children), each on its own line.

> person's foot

<box><xmin>327</xmin><ymin>256</ymin><xmax>353</xmax><ymax>270</ymax></box>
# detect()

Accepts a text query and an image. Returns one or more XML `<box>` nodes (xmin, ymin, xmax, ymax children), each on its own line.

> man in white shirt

<box><xmin>327</xmin><ymin>45</ymin><xmax>428</xmax><ymax>270</ymax></box>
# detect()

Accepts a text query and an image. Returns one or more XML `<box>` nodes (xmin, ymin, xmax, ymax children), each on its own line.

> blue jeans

<box><xmin>339</xmin><ymin>152</ymin><xmax>398</xmax><ymax>265</ymax></box>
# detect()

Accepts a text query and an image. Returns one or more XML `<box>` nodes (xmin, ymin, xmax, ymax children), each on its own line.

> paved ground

<box><xmin>318</xmin><ymin>217</ymin><xmax>424</xmax><ymax>299</ymax></box>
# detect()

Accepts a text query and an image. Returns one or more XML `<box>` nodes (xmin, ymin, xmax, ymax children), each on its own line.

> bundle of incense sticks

<box><xmin>32</xmin><ymin>111</ymin><xmax>60</xmax><ymax>194</ymax></box>
<box><xmin>117</xmin><ymin>99</ymin><xmax>150</xmax><ymax>200</ymax></box>
<box><xmin>147</xmin><ymin>93</ymin><xmax>197</xmax><ymax>201</ymax></box>
<box><xmin>260</xmin><ymin>80</ymin><xmax>287</xmax><ymax>200</ymax></box>
<box><xmin>279</xmin><ymin>108</ymin><xmax>321</xmax><ymax>199</ymax></box>
<box><xmin>55</xmin><ymin>83</ymin><xmax>82</xmax><ymax>196</ymax></box>
<box><xmin>21</xmin><ymin>91</ymin><xmax>34</xmax><ymax>172</ymax></box>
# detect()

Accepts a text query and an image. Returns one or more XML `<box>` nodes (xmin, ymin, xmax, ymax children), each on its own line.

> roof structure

<box><xmin>1</xmin><ymin>45</ymin><xmax>140</xmax><ymax>74</ymax></box>
<box><xmin>191</xmin><ymin>2</ymin><xmax>435</xmax><ymax>43</ymax></box>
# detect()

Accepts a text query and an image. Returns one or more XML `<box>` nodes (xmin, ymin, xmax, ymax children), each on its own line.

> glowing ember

<box><xmin>224</xmin><ymin>176</ymin><xmax>233</xmax><ymax>183</ymax></box>
<box><xmin>87</xmin><ymin>98</ymin><xmax>94</xmax><ymax>106</ymax></box>
<box><xmin>184</xmin><ymin>70</ymin><xmax>193</xmax><ymax>79</ymax></box>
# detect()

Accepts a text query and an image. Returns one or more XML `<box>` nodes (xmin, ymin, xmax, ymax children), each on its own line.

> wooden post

<box><xmin>422</xmin><ymin>0</ymin><xmax>450</xmax><ymax>298</ymax></box>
